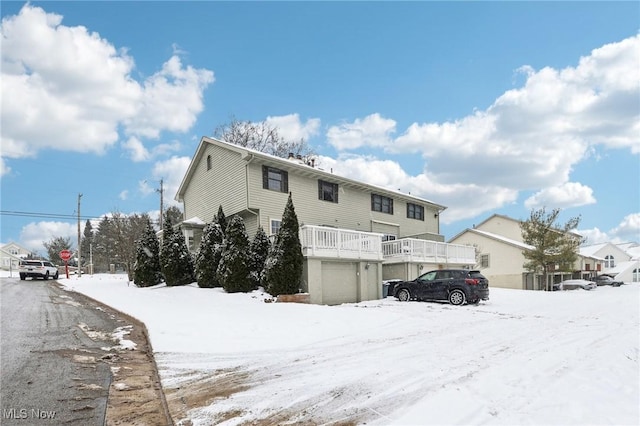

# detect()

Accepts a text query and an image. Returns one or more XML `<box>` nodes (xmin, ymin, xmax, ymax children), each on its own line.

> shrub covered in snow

<box><xmin>160</xmin><ymin>216</ymin><xmax>195</xmax><ymax>286</ymax></box>
<box><xmin>195</xmin><ymin>219</ymin><xmax>225</xmax><ymax>288</ymax></box>
<box><xmin>133</xmin><ymin>219</ymin><xmax>162</xmax><ymax>287</ymax></box>
<box><xmin>217</xmin><ymin>216</ymin><xmax>253</xmax><ymax>293</ymax></box>
<box><xmin>264</xmin><ymin>193</ymin><xmax>303</xmax><ymax>296</ymax></box>
<box><xmin>248</xmin><ymin>226</ymin><xmax>270</xmax><ymax>289</ymax></box>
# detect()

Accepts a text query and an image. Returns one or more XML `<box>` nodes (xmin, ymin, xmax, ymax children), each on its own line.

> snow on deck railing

<box><xmin>300</xmin><ymin>225</ymin><xmax>383</xmax><ymax>261</ymax></box>
<box><xmin>382</xmin><ymin>238</ymin><xmax>476</xmax><ymax>265</ymax></box>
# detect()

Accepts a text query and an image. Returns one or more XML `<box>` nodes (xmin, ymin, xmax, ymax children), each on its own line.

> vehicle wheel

<box><xmin>43</xmin><ymin>272</ymin><xmax>49</xmax><ymax>280</ymax></box>
<box><xmin>448</xmin><ymin>289</ymin><xmax>466</xmax><ymax>306</ymax></box>
<box><xmin>397</xmin><ymin>289</ymin><xmax>411</xmax><ymax>302</ymax></box>
<box><xmin>53</xmin><ymin>271</ymin><xmax>59</xmax><ymax>279</ymax></box>
<box><xmin>20</xmin><ymin>273</ymin><xmax>26</xmax><ymax>281</ymax></box>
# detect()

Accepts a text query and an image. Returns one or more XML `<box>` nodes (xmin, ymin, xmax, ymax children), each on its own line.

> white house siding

<box><xmin>450</xmin><ymin>231</ymin><xmax>527</xmax><ymax>290</ymax></box>
<box><xmin>476</xmin><ymin>215</ymin><xmax>524</xmax><ymax>243</ymax></box>
<box><xmin>181</xmin><ymin>143</ymin><xmax>248</xmax><ymax>226</ymax></box>
<box><xmin>1</xmin><ymin>242</ymin><xmax>31</xmax><ymax>271</ymax></box>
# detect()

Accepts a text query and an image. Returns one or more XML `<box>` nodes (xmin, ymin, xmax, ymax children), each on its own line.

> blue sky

<box><xmin>1</xmin><ymin>1</ymin><xmax>639</xmax><ymax>255</ymax></box>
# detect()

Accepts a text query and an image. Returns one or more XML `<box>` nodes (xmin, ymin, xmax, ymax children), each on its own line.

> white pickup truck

<box><xmin>19</xmin><ymin>260</ymin><xmax>59</xmax><ymax>280</ymax></box>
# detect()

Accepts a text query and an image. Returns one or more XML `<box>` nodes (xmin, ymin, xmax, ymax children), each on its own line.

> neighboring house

<box><xmin>175</xmin><ymin>136</ymin><xmax>475</xmax><ymax>304</ymax></box>
<box><xmin>449</xmin><ymin>214</ymin><xmax>602</xmax><ymax>290</ymax></box>
<box><xmin>580</xmin><ymin>242</ymin><xmax>640</xmax><ymax>283</ymax></box>
<box><xmin>0</xmin><ymin>242</ymin><xmax>33</xmax><ymax>271</ymax></box>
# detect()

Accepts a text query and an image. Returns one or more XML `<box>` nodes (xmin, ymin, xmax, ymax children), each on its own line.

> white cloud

<box><xmin>317</xmin><ymin>155</ymin><xmax>517</xmax><ymax>224</ymax></box>
<box><xmin>138</xmin><ymin>180</ymin><xmax>155</xmax><ymax>196</ymax></box>
<box><xmin>327</xmin><ymin>113</ymin><xmax>396</xmax><ymax>151</ymax></box>
<box><xmin>610</xmin><ymin>213</ymin><xmax>640</xmax><ymax>242</ymax></box>
<box><xmin>524</xmin><ymin>182</ymin><xmax>597</xmax><ymax>209</ymax></box>
<box><xmin>122</xmin><ymin>136</ymin><xmax>181</xmax><ymax>162</ymax></box>
<box><xmin>264</xmin><ymin>114</ymin><xmax>321</xmax><ymax>142</ymax></box>
<box><xmin>123</xmin><ymin>137</ymin><xmax>150</xmax><ymax>162</ymax></box>
<box><xmin>578</xmin><ymin>213</ymin><xmax>640</xmax><ymax>245</ymax></box>
<box><xmin>321</xmin><ymin>35</ymin><xmax>639</xmax><ymax>221</ymax></box>
<box><xmin>0</xmin><ymin>157</ymin><xmax>10</xmax><ymax>177</ymax></box>
<box><xmin>20</xmin><ymin>221</ymin><xmax>77</xmax><ymax>254</ymax></box>
<box><xmin>0</xmin><ymin>4</ymin><xmax>214</xmax><ymax>162</ymax></box>
<box><xmin>119</xmin><ymin>190</ymin><xmax>129</xmax><ymax>201</ymax></box>
<box><xmin>577</xmin><ymin>227</ymin><xmax>611</xmax><ymax>245</ymax></box>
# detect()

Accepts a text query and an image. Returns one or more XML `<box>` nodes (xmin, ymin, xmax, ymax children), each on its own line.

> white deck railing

<box><xmin>382</xmin><ymin>238</ymin><xmax>476</xmax><ymax>265</ymax></box>
<box><xmin>300</xmin><ymin>225</ymin><xmax>384</xmax><ymax>261</ymax></box>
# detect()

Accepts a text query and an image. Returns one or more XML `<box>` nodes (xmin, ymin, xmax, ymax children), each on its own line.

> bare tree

<box><xmin>165</xmin><ymin>206</ymin><xmax>183</xmax><ymax>227</ymax></box>
<box><xmin>92</xmin><ymin>212</ymin><xmax>150</xmax><ymax>278</ymax></box>
<box><xmin>213</xmin><ymin>116</ymin><xmax>315</xmax><ymax>159</ymax></box>
<box><xmin>520</xmin><ymin>207</ymin><xmax>585</xmax><ymax>291</ymax></box>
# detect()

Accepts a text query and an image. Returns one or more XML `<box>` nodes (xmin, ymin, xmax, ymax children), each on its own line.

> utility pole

<box><xmin>157</xmin><ymin>179</ymin><xmax>164</xmax><ymax>231</ymax></box>
<box><xmin>77</xmin><ymin>193</ymin><xmax>82</xmax><ymax>278</ymax></box>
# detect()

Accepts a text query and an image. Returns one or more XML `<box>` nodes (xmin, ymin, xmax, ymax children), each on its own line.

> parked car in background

<box><xmin>388</xmin><ymin>269</ymin><xmax>489</xmax><ymax>306</ymax></box>
<box><xmin>18</xmin><ymin>260</ymin><xmax>59</xmax><ymax>280</ymax></box>
<box><xmin>558</xmin><ymin>279</ymin><xmax>597</xmax><ymax>291</ymax></box>
<box><xmin>593</xmin><ymin>275</ymin><xmax>624</xmax><ymax>287</ymax></box>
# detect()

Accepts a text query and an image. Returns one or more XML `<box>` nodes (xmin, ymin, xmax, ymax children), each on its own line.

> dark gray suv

<box><xmin>388</xmin><ymin>269</ymin><xmax>489</xmax><ymax>305</ymax></box>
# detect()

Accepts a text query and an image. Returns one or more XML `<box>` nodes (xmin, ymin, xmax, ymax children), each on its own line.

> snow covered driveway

<box><xmin>60</xmin><ymin>275</ymin><xmax>639</xmax><ymax>425</ymax></box>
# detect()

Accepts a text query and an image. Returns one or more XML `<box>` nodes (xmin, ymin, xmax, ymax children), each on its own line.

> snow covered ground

<box><xmin>16</xmin><ymin>271</ymin><xmax>639</xmax><ymax>425</ymax></box>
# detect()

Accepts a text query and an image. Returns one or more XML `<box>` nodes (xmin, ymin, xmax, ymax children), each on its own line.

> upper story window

<box><xmin>371</xmin><ymin>194</ymin><xmax>393</xmax><ymax>214</ymax></box>
<box><xmin>382</xmin><ymin>234</ymin><xmax>397</xmax><ymax>242</ymax></box>
<box><xmin>206</xmin><ymin>155</ymin><xmax>212</xmax><ymax>171</ymax></box>
<box><xmin>480</xmin><ymin>254</ymin><xmax>489</xmax><ymax>268</ymax></box>
<box><xmin>262</xmin><ymin>166</ymin><xmax>288</xmax><ymax>193</ymax></box>
<box><xmin>407</xmin><ymin>203</ymin><xmax>424</xmax><ymax>221</ymax></box>
<box><xmin>318</xmin><ymin>180</ymin><xmax>339</xmax><ymax>203</ymax></box>
<box><xmin>605</xmin><ymin>255</ymin><xmax>615</xmax><ymax>268</ymax></box>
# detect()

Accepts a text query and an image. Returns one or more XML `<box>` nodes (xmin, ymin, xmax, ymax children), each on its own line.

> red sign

<box><xmin>59</xmin><ymin>250</ymin><xmax>72</xmax><ymax>262</ymax></box>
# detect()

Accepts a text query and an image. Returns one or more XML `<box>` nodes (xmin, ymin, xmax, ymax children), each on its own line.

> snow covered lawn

<box><xmin>58</xmin><ymin>274</ymin><xmax>639</xmax><ymax>425</ymax></box>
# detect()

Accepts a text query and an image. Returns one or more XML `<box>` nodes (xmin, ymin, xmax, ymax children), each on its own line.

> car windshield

<box><xmin>22</xmin><ymin>261</ymin><xmax>42</xmax><ymax>266</ymax></box>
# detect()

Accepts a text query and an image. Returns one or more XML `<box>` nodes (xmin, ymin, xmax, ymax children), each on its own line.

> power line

<box><xmin>0</xmin><ymin>210</ymin><xmax>161</xmax><ymax>224</ymax></box>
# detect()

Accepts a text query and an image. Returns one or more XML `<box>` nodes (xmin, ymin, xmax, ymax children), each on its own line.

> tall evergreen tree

<box><xmin>133</xmin><ymin>219</ymin><xmax>162</xmax><ymax>287</ymax></box>
<box><xmin>160</xmin><ymin>216</ymin><xmax>195</xmax><ymax>286</ymax></box>
<box><xmin>217</xmin><ymin>216</ymin><xmax>252</xmax><ymax>293</ymax></box>
<box><xmin>94</xmin><ymin>215</ymin><xmax>117</xmax><ymax>272</ymax></box>
<box><xmin>215</xmin><ymin>205</ymin><xmax>227</xmax><ymax>234</ymax></box>
<box><xmin>195</xmin><ymin>221</ymin><xmax>225</xmax><ymax>288</ymax></box>
<box><xmin>520</xmin><ymin>207</ymin><xmax>584</xmax><ymax>291</ymax></box>
<box><xmin>248</xmin><ymin>226</ymin><xmax>271</xmax><ymax>290</ymax></box>
<box><xmin>80</xmin><ymin>219</ymin><xmax>94</xmax><ymax>269</ymax></box>
<box><xmin>264</xmin><ymin>193</ymin><xmax>303</xmax><ymax>296</ymax></box>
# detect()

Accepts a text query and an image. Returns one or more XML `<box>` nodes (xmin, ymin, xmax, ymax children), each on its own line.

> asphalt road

<box><xmin>1</xmin><ymin>276</ymin><xmax>132</xmax><ymax>425</ymax></box>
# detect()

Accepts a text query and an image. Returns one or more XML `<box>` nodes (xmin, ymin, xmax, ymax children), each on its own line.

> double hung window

<box><xmin>262</xmin><ymin>166</ymin><xmax>288</xmax><ymax>193</ymax></box>
<box><xmin>318</xmin><ymin>180</ymin><xmax>339</xmax><ymax>203</ymax></box>
<box><xmin>371</xmin><ymin>194</ymin><xmax>393</xmax><ymax>214</ymax></box>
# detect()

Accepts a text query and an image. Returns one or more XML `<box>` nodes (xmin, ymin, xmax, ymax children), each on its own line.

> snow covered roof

<box><xmin>604</xmin><ymin>260</ymin><xmax>638</xmax><ymax>275</ymax></box>
<box><xmin>579</xmin><ymin>243</ymin><xmax>609</xmax><ymax>257</ymax></box>
<box><xmin>182</xmin><ymin>217</ymin><xmax>205</xmax><ymax>225</ymax></box>
<box><xmin>465</xmin><ymin>228</ymin><xmax>535</xmax><ymax>251</ymax></box>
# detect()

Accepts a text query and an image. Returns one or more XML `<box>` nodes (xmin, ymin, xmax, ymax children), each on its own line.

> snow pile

<box><xmin>58</xmin><ymin>274</ymin><xmax>639</xmax><ymax>425</ymax></box>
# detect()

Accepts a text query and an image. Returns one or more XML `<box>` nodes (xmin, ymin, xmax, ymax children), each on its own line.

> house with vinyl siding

<box><xmin>175</xmin><ymin>136</ymin><xmax>476</xmax><ymax>304</ymax></box>
<box><xmin>1</xmin><ymin>241</ymin><xmax>33</xmax><ymax>271</ymax></box>
<box><xmin>449</xmin><ymin>214</ymin><xmax>607</xmax><ymax>290</ymax></box>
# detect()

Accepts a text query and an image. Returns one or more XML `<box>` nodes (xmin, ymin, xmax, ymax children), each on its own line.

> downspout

<box><xmin>245</xmin><ymin>154</ymin><xmax>260</xmax><ymax>230</ymax></box>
